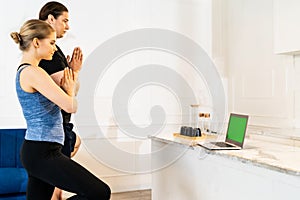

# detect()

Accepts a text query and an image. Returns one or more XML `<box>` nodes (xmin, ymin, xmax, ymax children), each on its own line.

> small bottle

<box><xmin>203</xmin><ymin>113</ymin><xmax>211</xmax><ymax>133</ymax></box>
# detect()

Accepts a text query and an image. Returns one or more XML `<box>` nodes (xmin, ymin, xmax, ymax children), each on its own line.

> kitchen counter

<box><xmin>151</xmin><ymin>130</ymin><xmax>300</xmax><ymax>200</ymax></box>
<box><xmin>152</xmin><ymin>132</ymin><xmax>300</xmax><ymax>176</ymax></box>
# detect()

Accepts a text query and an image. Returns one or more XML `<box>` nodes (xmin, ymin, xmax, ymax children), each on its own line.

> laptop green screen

<box><xmin>226</xmin><ymin>114</ymin><xmax>248</xmax><ymax>143</ymax></box>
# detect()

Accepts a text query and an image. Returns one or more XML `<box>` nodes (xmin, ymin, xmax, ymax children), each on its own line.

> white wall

<box><xmin>6</xmin><ymin>0</ymin><xmax>300</xmax><ymax>192</ymax></box>
<box><xmin>0</xmin><ymin>0</ymin><xmax>216</xmax><ymax>192</ymax></box>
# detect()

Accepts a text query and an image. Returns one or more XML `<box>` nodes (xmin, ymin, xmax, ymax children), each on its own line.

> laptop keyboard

<box><xmin>213</xmin><ymin>142</ymin><xmax>235</xmax><ymax>147</ymax></box>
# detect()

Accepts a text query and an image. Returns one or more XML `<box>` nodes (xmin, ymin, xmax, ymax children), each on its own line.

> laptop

<box><xmin>198</xmin><ymin>113</ymin><xmax>249</xmax><ymax>150</ymax></box>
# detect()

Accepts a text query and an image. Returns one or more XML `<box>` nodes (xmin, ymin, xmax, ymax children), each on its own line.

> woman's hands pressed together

<box><xmin>60</xmin><ymin>67</ymin><xmax>76</xmax><ymax>96</ymax></box>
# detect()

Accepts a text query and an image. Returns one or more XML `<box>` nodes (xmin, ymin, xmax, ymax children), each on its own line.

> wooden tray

<box><xmin>173</xmin><ymin>133</ymin><xmax>214</xmax><ymax>141</ymax></box>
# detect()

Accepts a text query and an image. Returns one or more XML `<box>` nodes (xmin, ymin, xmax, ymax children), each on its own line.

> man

<box><xmin>38</xmin><ymin>2</ymin><xmax>83</xmax><ymax>199</ymax></box>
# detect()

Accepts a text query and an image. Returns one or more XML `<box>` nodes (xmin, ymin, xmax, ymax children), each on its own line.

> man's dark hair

<box><xmin>39</xmin><ymin>1</ymin><xmax>68</xmax><ymax>20</ymax></box>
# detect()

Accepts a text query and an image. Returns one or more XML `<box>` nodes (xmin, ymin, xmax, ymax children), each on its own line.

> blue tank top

<box><xmin>16</xmin><ymin>64</ymin><xmax>64</xmax><ymax>145</ymax></box>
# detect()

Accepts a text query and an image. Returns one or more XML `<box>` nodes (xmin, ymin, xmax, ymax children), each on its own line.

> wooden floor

<box><xmin>63</xmin><ymin>189</ymin><xmax>151</xmax><ymax>200</ymax></box>
<box><xmin>111</xmin><ymin>189</ymin><xmax>151</xmax><ymax>200</ymax></box>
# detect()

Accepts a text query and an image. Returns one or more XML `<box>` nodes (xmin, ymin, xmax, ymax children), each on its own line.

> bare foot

<box><xmin>51</xmin><ymin>187</ymin><xmax>63</xmax><ymax>200</ymax></box>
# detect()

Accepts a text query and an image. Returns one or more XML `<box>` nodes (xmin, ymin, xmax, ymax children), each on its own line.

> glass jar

<box><xmin>189</xmin><ymin>104</ymin><xmax>200</xmax><ymax>128</ymax></box>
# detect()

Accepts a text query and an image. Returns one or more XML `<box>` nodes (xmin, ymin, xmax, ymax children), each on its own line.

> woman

<box><xmin>11</xmin><ymin>19</ymin><xmax>111</xmax><ymax>200</ymax></box>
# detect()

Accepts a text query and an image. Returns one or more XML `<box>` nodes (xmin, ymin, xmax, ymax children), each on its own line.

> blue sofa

<box><xmin>0</xmin><ymin>129</ymin><xmax>27</xmax><ymax>200</ymax></box>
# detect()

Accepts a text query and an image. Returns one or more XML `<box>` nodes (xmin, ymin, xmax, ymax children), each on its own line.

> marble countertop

<box><xmin>151</xmin><ymin>133</ymin><xmax>300</xmax><ymax>177</ymax></box>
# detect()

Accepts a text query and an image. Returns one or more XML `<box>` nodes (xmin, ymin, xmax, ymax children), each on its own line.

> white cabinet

<box><xmin>273</xmin><ymin>0</ymin><xmax>300</xmax><ymax>54</ymax></box>
<box><xmin>152</xmin><ymin>139</ymin><xmax>300</xmax><ymax>200</ymax></box>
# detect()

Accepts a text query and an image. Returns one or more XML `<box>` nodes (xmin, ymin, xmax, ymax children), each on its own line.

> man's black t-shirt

<box><xmin>39</xmin><ymin>45</ymin><xmax>71</xmax><ymax>123</ymax></box>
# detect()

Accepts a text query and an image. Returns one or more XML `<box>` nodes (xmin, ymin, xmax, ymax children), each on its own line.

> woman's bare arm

<box><xmin>19</xmin><ymin>66</ymin><xmax>77</xmax><ymax>113</ymax></box>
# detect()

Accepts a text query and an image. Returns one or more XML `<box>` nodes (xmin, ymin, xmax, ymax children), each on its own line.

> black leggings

<box><xmin>20</xmin><ymin>140</ymin><xmax>111</xmax><ymax>200</ymax></box>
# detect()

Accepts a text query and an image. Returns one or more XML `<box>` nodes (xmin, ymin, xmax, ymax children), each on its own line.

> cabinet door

<box><xmin>274</xmin><ymin>0</ymin><xmax>300</xmax><ymax>54</ymax></box>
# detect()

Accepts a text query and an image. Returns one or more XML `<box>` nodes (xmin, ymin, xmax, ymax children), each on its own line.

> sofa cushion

<box><xmin>0</xmin><ymin>168</ymin><xmax>27</xmax><ymax>194</ymax></box>
<box><xmin>0</xmin><ymin>129</ymin><xmax>26</xmax><ymax>168</ymax></box>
